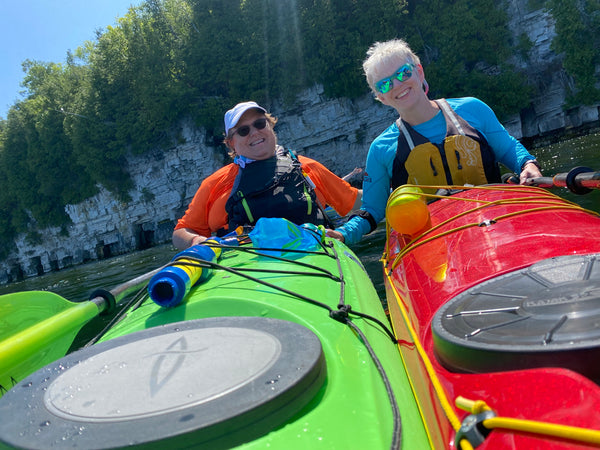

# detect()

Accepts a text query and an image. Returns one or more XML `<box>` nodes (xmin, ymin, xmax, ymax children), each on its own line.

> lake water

<box><xmin>1</xmin><ymin>131</ymin><xmax>598</xmax><ymax>308</ymax></box>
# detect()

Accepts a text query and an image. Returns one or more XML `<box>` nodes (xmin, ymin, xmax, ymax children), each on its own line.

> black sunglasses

<box><xmin>233</xmin><ymin>118</ymin><xmax>268</xmax><ymax>137</ymax></box>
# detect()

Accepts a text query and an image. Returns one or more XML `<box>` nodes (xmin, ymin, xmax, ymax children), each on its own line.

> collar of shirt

<box><xmin>233</xmin><ymin>155</ymin><xmax>256</xmax><ymax>168</ymax></box>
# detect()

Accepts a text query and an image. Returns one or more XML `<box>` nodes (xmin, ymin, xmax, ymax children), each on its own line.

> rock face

<box><xmin>1</xmin><ymin>4</ymin><xmax>599</xmax><ymax>283</ymax></box>
<box><xmin>0</xmin><ymin>90</ymin><xmax>395</xmax><ymax>283</ymax></box>
<box><xmin>502</xmin><ymin>1</ymin><xmax>600</xmax><ymax>138</ymax></box>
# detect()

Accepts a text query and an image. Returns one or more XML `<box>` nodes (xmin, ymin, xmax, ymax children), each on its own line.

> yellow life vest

<box><xmin>391</xmin><ymin>99</ymin><xmax>501</xmax><ymax>190</ymax></box>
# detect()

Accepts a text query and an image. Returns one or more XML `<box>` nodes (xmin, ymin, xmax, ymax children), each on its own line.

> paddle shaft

<box><xmin>527</xmin><ymin>173</ymin><xmax>600</xmax><ymax>188</ymax></box>
<box><xmin>0</xmin><ymin>301</ymin><xmax>102</xmax><ymax>383</ymax></box>
<box><xmin>525</xmin><ymin>167</ymin><xmax>599</xmax><ymax>194</ymax></box>
<box><xmin>102</xmin><ymin>266</ymin><xmax>164</xmax><ymax>306</ymax></box>
<box><xmin>552</xmin><ymin>171</ymin><xmax>600</xmax><ymax>189</ymax></box>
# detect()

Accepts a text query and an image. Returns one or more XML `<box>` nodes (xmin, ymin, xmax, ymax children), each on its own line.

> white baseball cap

<box><xmin>224</xmin><ymin>101</ymin><xmax>267</xmax><ymax>135</ymax></box>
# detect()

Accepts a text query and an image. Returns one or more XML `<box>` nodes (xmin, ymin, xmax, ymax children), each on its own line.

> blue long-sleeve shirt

<box><xmin>338</xmin><ymin>97</ymin><xmax>536</xmax><ymax>245</ymax></box>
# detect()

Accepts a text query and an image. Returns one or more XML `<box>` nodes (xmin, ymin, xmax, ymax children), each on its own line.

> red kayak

<box><xmin>382</xmin><ymin>183</ymin><xmax>600</xmax><ymax>449</ymax></box>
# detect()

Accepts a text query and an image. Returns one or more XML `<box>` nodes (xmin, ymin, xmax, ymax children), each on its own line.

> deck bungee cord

<box><xmin>146</xmin><ymin>237</ymin><xmax>400</xmax><ymax>343</ymax></box>
<box><xmin>81</xmin><ymin>285</ymin><xmax>149</xmax><ymax>348</ymax></box>
<box><xmin>197</xmin><ymin>241</ymin><xmax>403</xmax><ymax>449</ymax></box>
<box><xmin>384</xmin><ymin>268</ymin><xmax>462</xmax><ymax>447</ymax></box>
<box><xmin>386</xmin><ymin>184</ymin><xmax>598</xmax><ymax>271</ymax></box>
<box><xmin>206</xmin><ymin>243</ymin><xmax>342</xmax><ymax>279</ymax></box>
<box><xmin>345</xmin><ymin>319</ymin><xmax>402</xmax><ymax>450</ymax></box>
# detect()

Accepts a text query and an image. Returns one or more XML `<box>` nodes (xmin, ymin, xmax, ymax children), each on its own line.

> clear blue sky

<box><xmin>0</xmin><ymin>0</ymin><xmax>144</xmax><ymax>119</ymax></box>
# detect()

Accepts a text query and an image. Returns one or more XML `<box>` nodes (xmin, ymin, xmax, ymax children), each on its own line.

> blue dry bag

<box><xmin>248</xmin><ymin>218</ymin><xmax>324</xmax><ymax>257</ymax></box>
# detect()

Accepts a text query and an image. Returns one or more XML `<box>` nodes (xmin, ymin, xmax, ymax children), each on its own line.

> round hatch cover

<box><xmin>0</xmin><ymin>316</ymin><xmax>326</xmax><ymax>449</ymax></box>
<box><xmin>432</xmin><ymin>253</ymin><xmax>600</xmax><ymax>379</ymax></box>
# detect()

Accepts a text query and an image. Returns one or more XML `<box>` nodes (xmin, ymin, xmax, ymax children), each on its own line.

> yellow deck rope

<box><xmin>458</xmin><ymin>439</ymin><xmax>474</xmax><ymax>450</ymax></box>
<box><xmin>385</xmin><ymin>267</ymin><xmax>477</xmax><ymax>450</ymax></box>
<box><xmin>387</xmin><ymin>185</ymin><xmax>598</xmax><ymax>271</ymax></box>
<box><xmin>456</xmin><ymin>396</ymin><xmax>600</xmax><ymax>446</ymax></box>
<box><xmin>384</xmin><ymin>317</ymin><xmax>438</xmax><ymax>449</ymax></box>
<box><xmin>383</xmin><ymin>269</ymin><xmax>463</xmax><ymax>432</ymax></box>
<box><xmin>383</xmin><ymin>184</ymin><xmax>600</xmax><ymax>449</ymax></box>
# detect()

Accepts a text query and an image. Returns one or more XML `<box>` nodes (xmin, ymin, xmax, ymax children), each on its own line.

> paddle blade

<box><xmin>0</xmin><ymin>291</ymin><xmax>100</xmax><ymax>396</ymax></box>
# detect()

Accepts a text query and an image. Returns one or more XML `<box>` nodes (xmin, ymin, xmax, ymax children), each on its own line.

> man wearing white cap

<box><xmin>172</xmin><ymin>101</ymin><xmax>361</xmax><ymax>249</ymax></box>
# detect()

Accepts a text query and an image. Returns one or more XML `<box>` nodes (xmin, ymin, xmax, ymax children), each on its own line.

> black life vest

<box><xmin>225</xmin><ymin>149</ymin><xmax>326</xmax><ymax>231</ymax></box>
<box><xmin>391</xmin><ymin>99</ymin><xmax>501</xmax><ymax>190</ymax></box>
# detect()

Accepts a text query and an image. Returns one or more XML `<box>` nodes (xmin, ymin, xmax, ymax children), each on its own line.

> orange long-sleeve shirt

<box><xmin>175</xmin><ymin>155</ymin><xmax>359</xmax><ymax>237</ymax></box>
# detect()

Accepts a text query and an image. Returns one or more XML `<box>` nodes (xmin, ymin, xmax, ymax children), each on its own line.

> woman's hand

<box><xmin>325</xmin><ymin>228</ymin><xmax>345</xmax><ymax>243</ymax></box>
<box><xmin>190</xmin><ymin>235</ymin><xmax>208</xmax><ymax>246</ymax></box>
<box><xmin>519</xmin><ymin>161</ymin><xmax>543</xmax><ymax>185</ymax></box>
<box><xmin>172</xmin><ymin>228</ymin><xmax>208</xmax><ymax>250</ymax></box>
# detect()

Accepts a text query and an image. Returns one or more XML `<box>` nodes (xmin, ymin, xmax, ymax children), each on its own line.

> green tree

<box><xmin>1</xmin><ymin>59</ymin><xmax>97</xmax><ymax>230</ymax></box>
<box><xmin>547</xmin><ymin>0</ymin><xmax>600</xmax><ymax>105</ymax></box>
<box><xmin>182</xmin><ymin>0</ymin><xmax>257</xmax><ymax>133</ymax></box>
<box><xmin>299</xmin><ymin>0</ymin><xmax>410</xmax><ymax>99</ymax></box>
<box><xmin>20</xmin><ymin>60</ymin><xmax>97</xmax><ymax>206</ymax></box>
<box><xmin>70</xmin><ymin>1</ymin><xmax>194</xmax><ymax>196</ymax></box>
<box><xmin>401</xmin><ymin>0</ymin><xmax>531</xmax><ymax>119</ymax></box>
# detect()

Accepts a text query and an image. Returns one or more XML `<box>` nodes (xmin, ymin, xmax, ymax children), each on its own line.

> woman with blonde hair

<box><xmin>328</xmin><ymin>38</ymin><xmax>542</xmax><ymax>245</ymax></box>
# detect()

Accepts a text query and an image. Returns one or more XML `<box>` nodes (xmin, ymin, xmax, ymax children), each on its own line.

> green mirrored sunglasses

<box><xmin>375</xmin><ymin>63</ymin><xmax>415</xmax><ymax>94</ymax></box>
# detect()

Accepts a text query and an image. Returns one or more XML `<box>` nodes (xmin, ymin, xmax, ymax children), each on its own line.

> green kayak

<box><xmin>0</xmin><ymin>219</ymin><xmax>430</xmax><ymax>449</ymax></box>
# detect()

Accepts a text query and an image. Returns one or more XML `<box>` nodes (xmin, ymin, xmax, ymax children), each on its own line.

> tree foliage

<box><xmin>0</xmin><ymin>0</ymin><xmax>592</xmax><ymax>255</ymax></box>
<box><xmin>547</xmin><ymin>0</ymin><xmax>600</xmax><ymax>106</ymax></box>
<box><xmin>404</xmin><ymin>0</ymin><xmax>533</xmax><ymax>119</ymax></box>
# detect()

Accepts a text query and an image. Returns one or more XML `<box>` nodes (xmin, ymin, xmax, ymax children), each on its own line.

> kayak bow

<box><xmin>383</xmin><ymin>183</ymin><xmax>600</xmax><ymax>449</ymax></box>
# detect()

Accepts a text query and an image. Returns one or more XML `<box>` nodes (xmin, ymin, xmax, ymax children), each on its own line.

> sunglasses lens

<box><xmin>254</xmin><ymin>118</ymin><xmax>267</xmax><ymax>130</ymax></box>
<box><xmin>397</xmin><ymin>66</ymin><xmax>412</xmax><ymax>82</ymax></box>
<box><xmin>236</xmin><ymin>126</ymin><xmax>250</xmax><ymax>137</ymax></box>
<box><xmin>376</xmin><ymin>79</ymin><xmax>392</xmax><ymax>94</ymax></box>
